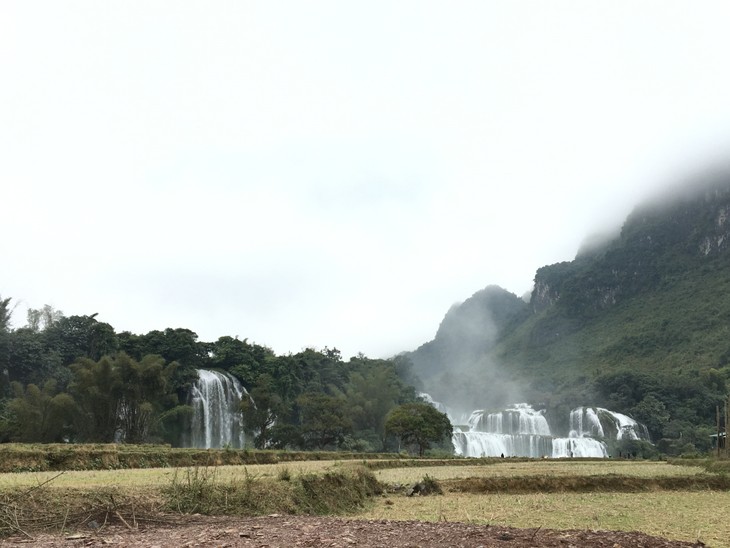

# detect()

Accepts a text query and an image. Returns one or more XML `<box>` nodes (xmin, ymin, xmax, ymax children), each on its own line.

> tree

<box><xmin>0</xmin><ymin>296</ymin><xmax>13</xmax><ymax>392</ymax></box>
<box><xmin>5</xmin><ymin>380</ymin><xmax>76</xmax><ymax>442</ymax></box>
<box><xmin>0</xmin><ymin>296</ymin><xmax>12</xmax><ymax>332</ymax></box>
<box><xmin>241</xmin><ymin>373</ymin><xmax>286</xmax><ymax>448</ymax></box>
<box><xmin>385</xmin><ymin>402</ymin><xmax>452</xmax><ymax>456</ymax></box>
<box><xmin>43</xmin><ymin>314</ymin><xmax>118</xmax><ymax>365</ymax></box>
<box><xmin>630</xmin><ymin>393</ymin><xmax>670</xmax><ymax>441</ymax></box>
<box><xmin>115</xmin><ymin>353</ymin><xmax>178</xmax><ymax>443</ymax></box>
<box><xmin>68</xmin><ymin>356</ymin><xmax>122</xmax><ymax>442</ymax></box>
<box><xmin>25</xmin><ymin>305</ymin><xmax>63</xmax><ymax>333</ymax></box>
<box><xmin>69</xmin><ymin>353</ymin><xmax>178</xmax><ymax>443</ymax></box>
<box><xmin>296</xmin><ymin>392</ymin><xmax>352</xmax><ymax>450</ymax></box>
<box><xmin>120</xmin><ymin>328</ymin><xmax>203</xmax><ymax>398</ymax></box>
<box><xmin>5</xmin><ymin>327</ymin><xmax>51</xmax><ymax>386</ymax></box>
<box><xmin>346</xmin><ymin>357</ymin><xmax>416</xmax><ymax>450</ymax></box>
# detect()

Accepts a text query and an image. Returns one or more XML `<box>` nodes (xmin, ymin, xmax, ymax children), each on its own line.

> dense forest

<box><xmin>0</xmin><ymin>301</ymin><xmax>436</xmax><ymax>452</ymax></box>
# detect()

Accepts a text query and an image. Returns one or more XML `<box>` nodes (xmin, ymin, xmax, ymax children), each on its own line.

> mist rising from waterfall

<box><xmin>409</xmin><ymin>286</ymin><xmax>530</xmax><ymax>414</ymax></box>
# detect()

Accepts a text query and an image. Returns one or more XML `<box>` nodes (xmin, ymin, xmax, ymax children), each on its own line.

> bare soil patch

<box><xmin>3</xmin><ymin>514</ymin><xmax>704</xmax><ymax>547</ymax></box>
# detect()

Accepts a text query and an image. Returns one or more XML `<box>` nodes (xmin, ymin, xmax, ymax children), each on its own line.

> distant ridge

<box><xmin>405</xmin><ymin>174</ymin><xmax>730</xmax><ymax>455</ymax></box>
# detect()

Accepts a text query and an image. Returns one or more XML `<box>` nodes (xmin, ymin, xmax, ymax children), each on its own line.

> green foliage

<box><xmin>114</xmin><ymin>354</ymin><xmax>178</xmax><ymax>443</ymax></box>
<box><xmin>68</xmin><ymin>356</ymin><xmax>120</xmax><ymax>442</ymax></box>
<box><xmin>385</xmin><ymin>402</ymin><xmax>452</xmax><ymax>457</ymax></box>
<box><xmin>346</xmin><ymin>356</ymin><xmax>417</xmax><ymax>450</ymax></box>
<box><xmin>68</xmin><ymin>353</ymin><xmax>178</xmax><ymax>443</ymax></box>
<box><xmin>209</xmin><ymin>336</ymin><xmax>273</xmax><ymax>385</ymax></box>
<box><xmin>296</xmin><ymin>392</ymin><xmax>352</xmax><ymax>450</ymax></box>
<box><xmin>241</xmin><ymin>373</ymin><xmax>286</xmax><ymax>449</ymax></box>
<box><xmin>0</xmin><ymin>294</ymin><xmax>424</xmax><ymax>449</ymax></box>
<box><xmin>5</xmin><ymin>380</ymin><xmax>75</xmax><ymax>442</ymax></box>
<box><xmin>0</xmin><ymin>296</ymin><xmax>12</xmax><ymax>332</ymax></box>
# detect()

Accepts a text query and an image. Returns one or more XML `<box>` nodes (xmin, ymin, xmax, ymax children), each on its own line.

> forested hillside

<box><xmin>0</xmin><ymin>304</ymin><xmax>420</xmax><ymax>451</ymax></box>
<box><xmin>407</xmin><ymin>175</ymin><xmax>730</xmax><ymax>455</ymax></box>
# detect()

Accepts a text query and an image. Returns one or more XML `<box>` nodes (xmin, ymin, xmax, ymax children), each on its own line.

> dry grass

<box><xmin>0</xmin><ymin>461</ymin><xmax>348</xmax><ymax>491</ymax></box>
<box><xmin>362</xmin><ymin>491</ymin><xmax>730</xmax><ymax>547</ymax></box>
<box><xmin>372</xmin><ymin>460</ymin><xmax>707</xmax><ymax>484</ymax></box>
<box><xmin>0</xmin><ymin>465</ymin><xmax>382</xmax><ymax>537</ymax></box>
<box><xmin>0</xmin><ymin>458</ymin><xmax>725</xmax><ymax>545</ymax></box>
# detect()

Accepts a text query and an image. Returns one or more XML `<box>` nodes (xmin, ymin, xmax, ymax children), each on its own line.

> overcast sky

<box><xmin>3</xmin><ymin>2</ymin><xmax>730</xmax><ymax>359</ymax></box>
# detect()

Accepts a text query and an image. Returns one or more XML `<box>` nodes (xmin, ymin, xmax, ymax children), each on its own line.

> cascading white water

<box><xmin>453</xmin><ymin>403</ymin><xmax>557</xmax><ymax>458</ymax></box>
<box><xmin>421</xmin><ymin>395</ymin><xmax>650</xmax><ymax>458</ymax></box>
<box><xmin>187</xmin><ymin>369</ymin><xmax>248</xmax><ymax>449</ymax></box>
<box><xmin>570</xmin><ymin>407</ymin><xmax>650</xmax><ymax>441</ymax></box>
<box><xmin>569</xmin><ymin>407</ymin><xmax>605</xmax><ymax>438</ymax></box>
<box><xmin>552</xmin><ymin>437</ymin><xmax>608</xmax><ymax>458</ymax></box>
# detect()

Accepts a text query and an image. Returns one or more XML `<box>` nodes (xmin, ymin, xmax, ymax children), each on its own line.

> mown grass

<box><xmin>362</xmin><ymin>491</ymin><xmax>730</xmax><ymax>547</ymax></box>
<box><xmin>0</xmin><ymin>461</ymin><xmax>348</xmax><ymax>491</ymax></box>
<box><xmin>3</xmin><ymin>459</ymin><xmax>695</xmax><ymax>491</ymax></box>
<box><xmin>371</xmin><ymin>460</ymin><xmax>708</xmax><ymax>484</ymax></box>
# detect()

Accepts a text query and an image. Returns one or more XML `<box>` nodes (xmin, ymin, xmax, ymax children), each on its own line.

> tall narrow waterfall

<box><xmin>187</xmin><ymin>369</ymin><xmax>248</xmax><ymax>449</ymax></box>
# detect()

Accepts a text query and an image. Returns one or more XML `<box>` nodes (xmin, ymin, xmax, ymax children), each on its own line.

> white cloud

<box><xmin>3</xmin><ymin>1</ymin><xmax>730</xmax><ymax>357</ymax></box>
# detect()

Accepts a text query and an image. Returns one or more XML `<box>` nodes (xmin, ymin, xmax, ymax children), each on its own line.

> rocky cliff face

<box><xmin>408</xmin><ymin>173</ymin><xmax>730</xmax><ymax>388</ymax></box>
<box><xmin>531</xmin><ymin>177</ymin><xmax>730</xmax><ymax>319</ymax></box>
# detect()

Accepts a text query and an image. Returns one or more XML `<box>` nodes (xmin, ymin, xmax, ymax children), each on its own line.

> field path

<box><xmin>2</xmin><ymin>515</ymin><xmax>705</xmax><ymax>547</ymax></box>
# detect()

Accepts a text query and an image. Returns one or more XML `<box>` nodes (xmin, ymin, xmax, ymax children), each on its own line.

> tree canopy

<box><xmin>385</xmin><ymin>402</ymin><xmax>452</xmax><ymax>456</ymax></box>
<box><xmin>0</xmin><ymin>302</ymin><xmax>419</xmax><ymax>449</ymax></box>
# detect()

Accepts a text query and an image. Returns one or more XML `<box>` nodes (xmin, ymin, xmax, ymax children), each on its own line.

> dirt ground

<box><xmin>2</xmin><ymin>515</ymin><xmax>705</xmax><ymax>547</ymax></box>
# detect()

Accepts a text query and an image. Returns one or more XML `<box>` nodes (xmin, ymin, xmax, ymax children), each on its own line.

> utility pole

<box><xmin>726</xmin><ymin>395</ymin><xmax>729</xmax><ymax>459</ymax></box>
<box><xmin>717</xmin><ymin>405</ymin><xmax>721</xmax><ymax>458</ymax></box>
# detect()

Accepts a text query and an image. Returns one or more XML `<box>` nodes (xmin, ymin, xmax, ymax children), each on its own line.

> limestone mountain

<box><xmin>406</xmin><ymin>175</ymin><xmax>730</xmax><ymax>454</ymax></box>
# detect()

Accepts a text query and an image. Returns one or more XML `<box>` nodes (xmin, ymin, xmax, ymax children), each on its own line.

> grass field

<box><xmin>0</xmin><ymin>457</ymin><xmax>726</xmax><ymax>546</ymax></box>
<box><xmin>0</xmin><ymin>459</ymin><xmax>705</xmax><ymax>491</ymax></box>
<box><xmin>360</xmin><ymin>490</ymin><xmax>730</xmax><ymax>547</ymax></box>
<box><xmin>361</xmin><ymin>459</ymin><xmax>730</xmax><ymax>546</ymax></box>
<box><xmin>370</xmin><ymin>459</ymin><xmax>709</xmax><ymax>483</ymax></box>
<box><xmin>0</xmin><ymin>460</ymin><xmax>347</xmax><ymax>490</ymax></box>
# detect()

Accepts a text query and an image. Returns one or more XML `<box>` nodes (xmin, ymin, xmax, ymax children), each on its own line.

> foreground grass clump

<box><xmin>0</xmin><ymin>465</ymin><xmax>382</xmax><ymax>538</ymax></box>
<box><xmin>163</xmin><ymin>465</ymin><xmax>381</xmax><ymax>516</ymax></box>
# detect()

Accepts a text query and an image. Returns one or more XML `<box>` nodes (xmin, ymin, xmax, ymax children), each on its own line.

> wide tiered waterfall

<box><xmin>186</xmin><ymin>369</ymin><xmax>249</xmax><ymax>449</ymax></box>
<box><xmin>426</xmin><ymin>395</ymin><xmax>650</xmax><ymax>458</ymax></box>
<box><xmin>452</xmin><ymin>404</ymin><xmax>555</xmax><ymax>457</ymax></box>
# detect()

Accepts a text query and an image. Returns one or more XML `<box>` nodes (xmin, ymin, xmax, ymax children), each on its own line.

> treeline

<box><xmin>0</xmin><ymin>299</ymin><xmax>438</xmax><ymax>452</ymax></box>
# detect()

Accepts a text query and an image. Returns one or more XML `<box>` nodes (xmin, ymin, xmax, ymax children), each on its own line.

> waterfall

<box><xmin>569</xmin><ymin>406</ymin><xmax>650</xmax><ymax>442</ymax></box>
<box><xmin>421</xmin><ymin>395</ymin><xmax>650</xmax><ymax>458</ymax></box>
<box><xmin>553</xmin><ymin>437</ymin><xmax>608</xmax><ymax>458</ymax></box>
<box><xmin>453</xmin><ymin>403</ymin><xmax>556</xmax><ymax>458</ymax></box>
<box><xmin>187</xmin><ymin>369</ymin><xmax>248</xmax><ymax>449</ymax></box>
<box><xmin>569</xmin><ymin>407</ymin><xmax>605</xmax><ymax>438</ymax></box>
